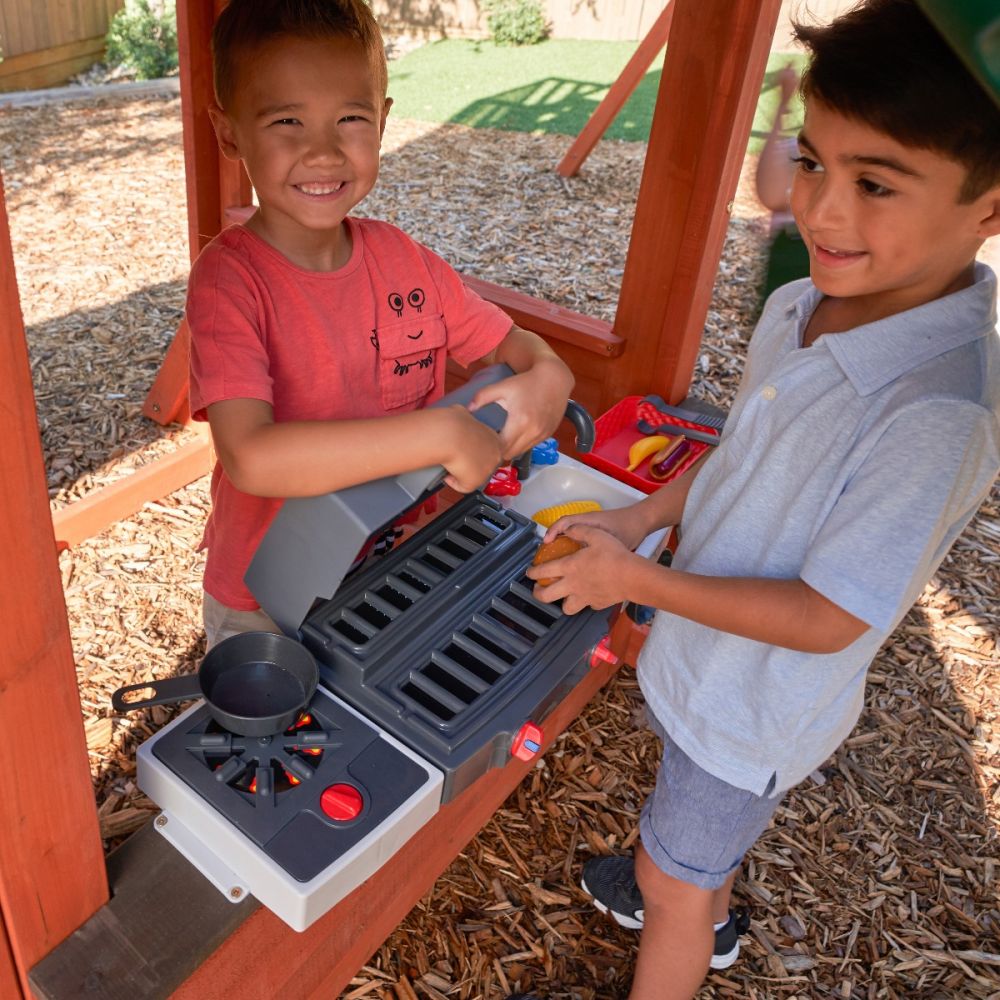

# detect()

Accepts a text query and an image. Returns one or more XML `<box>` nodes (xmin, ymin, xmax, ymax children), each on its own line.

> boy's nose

<box><xmin>795</xmin><ymin>175</ymin><xmax>845</xmax><ymax>232</ymax></box>
<box><xmin>303</xmin><ymin>133</ymin><xmax>346</xmax><ymax>165</ymax></box>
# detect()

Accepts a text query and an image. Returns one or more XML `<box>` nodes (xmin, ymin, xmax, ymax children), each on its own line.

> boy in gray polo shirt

<box><xmin>526</xmin><ymin>1</ymin><xmax>1000</xmax><ymax>996</ymax></box>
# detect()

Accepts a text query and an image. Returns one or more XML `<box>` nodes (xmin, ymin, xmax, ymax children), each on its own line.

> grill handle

<box><xmin>395</xmin><ymin>399</ymin><xmax>508</xmax><ymax>499</ymax></box>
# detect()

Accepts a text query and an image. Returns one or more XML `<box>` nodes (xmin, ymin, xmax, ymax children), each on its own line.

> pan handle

<box><xmin>112</xmin><ymin>674</ymin><xmax>202</xmax><ymax>713</ymax></box>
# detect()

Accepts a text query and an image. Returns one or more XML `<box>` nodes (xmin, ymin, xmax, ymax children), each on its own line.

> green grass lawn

<box><xmin>388</xmin><ymin>38</ymin><xmax>806</xmax><ymax>152</ymax></box>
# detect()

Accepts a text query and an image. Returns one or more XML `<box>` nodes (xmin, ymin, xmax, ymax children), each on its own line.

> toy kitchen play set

<box><xmin>112</xmin><ymin>365</ymin><xmax>718</xmax><ymax>932</ymax></box>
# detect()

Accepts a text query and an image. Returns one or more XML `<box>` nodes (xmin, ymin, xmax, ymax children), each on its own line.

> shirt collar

<box><xmin>783</xmin><ymin>263</ymin><xmax>998</xmax><ymax>396</ymax></box>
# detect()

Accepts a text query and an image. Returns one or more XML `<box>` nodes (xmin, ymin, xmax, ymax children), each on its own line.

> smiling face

<box><xmin>210</xmin><ymin>34</ymin><xmax>391</xmax><ymax>270</ymax></box>
<box><xmin>790</xmin><ymin>98</ymin><xmax>1000</xmax><ymax>329</ymax></box>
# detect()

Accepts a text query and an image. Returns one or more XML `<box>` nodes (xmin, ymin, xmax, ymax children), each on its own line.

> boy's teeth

<box><xmin>299</xmin><ymin>181</ymin><xmax>344</xmax><ymax>195</ymax></box>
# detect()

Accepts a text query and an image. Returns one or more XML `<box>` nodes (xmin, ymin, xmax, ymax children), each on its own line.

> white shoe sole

<box><xmin>580</xmin><ymin>875</ymin><xmax>645</xmax><ymax>930</ymax></box>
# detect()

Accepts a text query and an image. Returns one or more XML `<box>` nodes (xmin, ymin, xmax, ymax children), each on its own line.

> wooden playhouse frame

<box><xmin>0</xmin><ymin>0</ymin><xmax>782</xmax><ymax>996</ymax></box>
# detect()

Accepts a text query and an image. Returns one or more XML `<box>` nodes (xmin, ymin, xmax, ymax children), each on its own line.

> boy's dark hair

<box><xmin>794</xmin><ymin>0</ymin><xmax>1000</xmax><ymax>202</ymax></box>
<box><xmin>212</xmin><ymin>0</ymin><xmax>387</xmax><ymax>110</ymax></box>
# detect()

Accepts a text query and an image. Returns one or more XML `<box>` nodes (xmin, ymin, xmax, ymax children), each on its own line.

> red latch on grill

<box><xmin>511</xmin><ymin>723</ymin><xmax>543</xmax><ymax>761</ymax></box>
<box><xmin>589</xmin><ymin>636</ymin><xmax>618</xmax><ymax>668</ymax></box>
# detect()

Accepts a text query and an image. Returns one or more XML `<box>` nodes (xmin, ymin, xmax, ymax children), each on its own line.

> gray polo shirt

<box><xmin>638</xmin><ymin>263</ymin><xmax>1000</xmax><ymax>795</ymax></box>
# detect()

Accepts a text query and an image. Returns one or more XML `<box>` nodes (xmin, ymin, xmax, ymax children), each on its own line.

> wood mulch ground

<box><xmin>2</xmin><ymin>88</ymin><xmax>998</xmax><ymax>1000</ymax></box>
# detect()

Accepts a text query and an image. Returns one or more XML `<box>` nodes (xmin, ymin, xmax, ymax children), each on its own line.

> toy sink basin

<box><xmin>498</xmin><ymin>452</ymin><xmax>667</xmax><ymax>560</ymax></box>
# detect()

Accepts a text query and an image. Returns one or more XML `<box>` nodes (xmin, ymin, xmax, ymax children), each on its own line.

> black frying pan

<box><xmin>112</xmin><ymin>631</ymin><xmax>318</xmax><ymax>737</ymax></box>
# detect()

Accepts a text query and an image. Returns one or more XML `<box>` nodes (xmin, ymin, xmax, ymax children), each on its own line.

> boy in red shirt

<box><xmin>187</xmin><ymin>0</ymin><xmax>574</xmax><ymax>646</ymax></box>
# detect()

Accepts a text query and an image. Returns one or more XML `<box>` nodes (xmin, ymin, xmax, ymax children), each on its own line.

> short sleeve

<box><xmin>186</xmin><ymin>244</ymin><xmax>275</xmax><ymax>421</ymax></box>
<box><xmin>419</xmin><ymin>246</ymin><xmax>512</xmax><ymax>366</ymax></box>
<box><xmin>801</xmin><ymin>399</ymin><xmax>1000</xmax><ymax>631</ymax></box>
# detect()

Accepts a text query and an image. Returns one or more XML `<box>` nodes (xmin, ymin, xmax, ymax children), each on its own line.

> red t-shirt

<box><xmin>187</xmin><ymin>217</ymin><xmax>512</xmax><ymax>611</ymax></box>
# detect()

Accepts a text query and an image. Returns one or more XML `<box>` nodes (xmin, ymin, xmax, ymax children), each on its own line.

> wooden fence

<box><xmin>371</xmin><ymin>0</ymin><xmax>671</xmax><ymax>42</ymax></box>
<box><xmin>0</xmin><ymin>0</ymin><xmax>123</xmax><ymax>92</ymax></box>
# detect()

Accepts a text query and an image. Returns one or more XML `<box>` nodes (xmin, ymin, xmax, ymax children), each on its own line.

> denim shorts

<box><xmin>639</xmin><ymin>713</ymin><xmax>781</xmax><ymax>890</ymax></box>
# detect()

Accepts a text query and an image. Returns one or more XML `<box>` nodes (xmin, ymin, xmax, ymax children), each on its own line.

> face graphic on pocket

<box><xmin>372</xmin><ymin>288</ymin><xmax>445</xmax><ymax>410</ymax></box>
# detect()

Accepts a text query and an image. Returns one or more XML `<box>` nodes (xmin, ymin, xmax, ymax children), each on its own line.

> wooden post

<box><xmin>556</xmin><ymin>1</ymin><xmax>674</xmax><ymax>178</ymax></box>
<box><xmin>0</xmin><ymin>170</ymin><xmax>108</xmax><ymax>995</ymax></box>
<box><xmin>607</xmin><ymin>0</ymin><xmax>783</xmax><ymax>406</ymax></box>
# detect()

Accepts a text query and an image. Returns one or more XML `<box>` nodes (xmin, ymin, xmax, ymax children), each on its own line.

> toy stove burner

<box><xmin>138</xmin><ymin>685</ymin><xmax>442</xmax><ymax>930</ymax></box>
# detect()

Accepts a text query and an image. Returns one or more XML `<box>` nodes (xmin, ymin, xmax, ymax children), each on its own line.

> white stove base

<box><xmin>137</xmin><ymin>688</ymin><xmax>443</xmax><ymax>932</ymax></box>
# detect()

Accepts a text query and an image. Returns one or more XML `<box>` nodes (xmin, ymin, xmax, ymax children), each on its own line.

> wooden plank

<box><xmin>0</xmin><ymin>36</ymin><xmax>106</xmax><ymax>92</ymax></box>
<box><xmin>28</xmin><ymin>658</ymin><xmax>622</xmax><ymax>1000</ymax></box>
<box><xmin>556</xmin><ymin>2</ymin><xmax>674</xmax><ymax>177</ymax></box>
<box><xmin>606</xmin><ymin>0</ymin><xmax>782</xmax><ymax>406</ymax></box>
<box><xmin>30</xmin><ymin>824</ymin><xmax>252</xmax><ymax>1000</ymax></box>
<box><xmin>51</xmin><ymin>432</ymin><xmax>212</xmax><ymax>549</ymax></box>
<box><xmin>462</xmin><ymin>274</ymin><xmax>623</xmax><ymax>357</ymax></box>
<box><xmin>0</xmin><ymin>170</ymin><xmax>108</xmax><ymax>993</ymax></box>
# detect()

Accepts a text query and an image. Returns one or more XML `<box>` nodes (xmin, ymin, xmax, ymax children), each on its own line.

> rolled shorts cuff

<box><xmin>638</xmin><ymin>722</ymin><xmax>781</xmax><ymax>892</ymax></box>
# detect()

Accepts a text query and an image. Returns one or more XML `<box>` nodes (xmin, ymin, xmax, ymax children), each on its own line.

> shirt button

<box><xmin>761</xmin><ymin>385</ymin><xmax>777</xmax><ymax>400</ymax></box>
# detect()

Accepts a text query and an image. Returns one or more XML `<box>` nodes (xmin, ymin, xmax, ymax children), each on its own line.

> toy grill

<box><xmin>299</xmin><ymin>494</ymin><xmax>612</xmax><ymax>801</ymax></box>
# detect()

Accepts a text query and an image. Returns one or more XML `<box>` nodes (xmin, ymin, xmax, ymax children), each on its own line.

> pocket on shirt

<box><xmin>375</xmin><ymin>314</ymin><xmax>446</xmax><ymax>410</ymax></box>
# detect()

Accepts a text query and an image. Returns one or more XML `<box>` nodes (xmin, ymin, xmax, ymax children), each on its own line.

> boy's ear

<box><xmin>208</xmin><ymin>103</ymin><xmax>243</xmax><ymax>161</ymax></box>
<box><xmin>976</xmin><ymin>188</ymin><xmax>1000</xmax><ymax>241</ymax></box>
<box><xmin>380</xmin><ymin>97</ymin><xmax>393</xmax><ymax>140</ymax></box>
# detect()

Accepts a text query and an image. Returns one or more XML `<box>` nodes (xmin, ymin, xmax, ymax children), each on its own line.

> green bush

<box><xmin>481</xmin><ymin>0</ymin><xmax>548</xmax><ymax>46</ymax></box>
<box><xmin>106</xmin><ymin>0</ymin><xmax>179</xmax><ymax>80</ymax></box>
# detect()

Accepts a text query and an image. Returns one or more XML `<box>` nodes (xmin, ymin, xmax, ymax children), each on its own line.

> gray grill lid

<box><xmin>244</xmin><ymin>364</ymin><xmax>512</xmax><ymax>638</ymax></box>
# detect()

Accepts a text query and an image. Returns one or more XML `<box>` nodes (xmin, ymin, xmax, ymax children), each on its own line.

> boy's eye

<box><xmin>340</xmin><ymin>114</ymin><xmax>369</xmax><ymax>124</ymax></box>
<box><xmin>858</xmin><ymin>177</ymin><xmax>893</xmax><ymax>198</ymax></box>
<box><xmin>790</xmin><ymin>154</ymin><xmax>821</xmax><ymax>173</ymax></box>
<box><xmin>270</xmin><ymin>117</ymin><xmax>301</xmax><ymax>127</ymax></box>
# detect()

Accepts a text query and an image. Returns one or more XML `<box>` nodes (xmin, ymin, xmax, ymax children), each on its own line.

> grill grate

<box><xmin>305</xmin><ymin>500</ymin><xmax>526</xmax><ymax>652</ymax></box>
<box><xmin>398</xmin><ymin>573</ymin><xmax>561</xmax><ymax>725</ymax></box>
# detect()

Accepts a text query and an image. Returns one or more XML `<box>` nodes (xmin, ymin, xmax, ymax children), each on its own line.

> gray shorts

<box><xmin>639</xmin><ymin>713</ymin><xmax>781</xmax><ymax>890</ymax></box>
<box><xmin>203</xmin><ymin>591</ymin><xmax>282</xmax><ymax>651</ymax></box>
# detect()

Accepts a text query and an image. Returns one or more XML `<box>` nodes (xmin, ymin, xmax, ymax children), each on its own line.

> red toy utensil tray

<box><xmin>578</xmin><ymin>396</ymin><xmax>719</xmax><ymax>494</ymax></box>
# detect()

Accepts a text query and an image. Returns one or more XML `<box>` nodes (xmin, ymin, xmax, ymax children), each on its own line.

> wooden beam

<box><xmin>461</xmin><ymin>275</ymin><xmax>623</xmax><ymax>357</ymax></box>
<box><xmin>52</xmin><ymin>432</ymin><xmax>213</xmax><ymax>549</ymax></box>
<box><xmin>607</xmin><ymin>0</ymin><xmax>782</xmax><ymax>405</ymax></box>
<box><xmin>176</xmin><ymin>0</ymin><xmax>225</xmax><ymax>262</ymax></box>
<box><xmin>0</xmin><ymin>169</ymin><xmax>108</xmax><ymax>994</ymax></box>
<box><xmin>556</xmin><ymin>1</ymin><xmax>674</xmax><ymax>177</ymax></box>
<box><xmin>1</xmin><ymin>916</ymin><xmax>25</xmax><ymax>1000</ymax></box>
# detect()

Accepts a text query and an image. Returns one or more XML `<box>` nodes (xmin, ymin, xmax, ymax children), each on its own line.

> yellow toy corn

<box><xmin>531</xmin><ymin>500</ymin><xmax>602</xmax><ymax>528</ymax></box>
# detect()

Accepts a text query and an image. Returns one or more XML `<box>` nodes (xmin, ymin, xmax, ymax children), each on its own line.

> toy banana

<box><xmin>626</xmin><ymin>434</ymin><xmax>676</xmax><ymax>472</ymax></box>
<box><xmin>531</xmin><ymin>500</ymin><xmax>602</xmax><ymax>528</ymax></box>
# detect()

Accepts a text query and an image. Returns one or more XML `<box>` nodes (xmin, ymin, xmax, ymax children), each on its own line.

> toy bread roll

<box><xmin>531</xmin><ymin>534</ymin><xmax>583</xmax><ymax>586</ymax></box>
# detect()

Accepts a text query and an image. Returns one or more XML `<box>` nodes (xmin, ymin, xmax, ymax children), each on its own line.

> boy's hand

<box><xmin>541</xmin><ymin>506</ymin><xmax>649</xmax><ymax>553</ymax></box>
<box><xmin>473</xmin><ymin>332</ymin><xmax>574</xmax><ymax>460</ymax></box>
<box><xmin>438</xmin><ymin>405</ymin><xmax>505</xmax><ymax>493</ymax></box>
<box><xmin>526</xmin><ymin>523</ymin><xmax>643</xmax><ymax>615</ymax></box>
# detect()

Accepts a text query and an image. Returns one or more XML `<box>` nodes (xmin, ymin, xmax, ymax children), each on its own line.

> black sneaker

<box><xmin>580</xmin><ymin>855</ymin><xmax>751</xmax><ymax>969</ymax></box>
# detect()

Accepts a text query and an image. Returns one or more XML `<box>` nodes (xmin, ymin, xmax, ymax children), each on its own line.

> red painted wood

<box><xmin>170</xmin><ymin>658</ymin><xmax>621</xmax><ymax>999</ymax></box>
<box><xmin>52</xmin><ymin>432</ymin><xmax>213</xmax><ymax>549</ymax></box>
<box><xmin>0</xmin><ymin>916</ymin><xmax>25</xmax><ymax>1000</ymax></box>
<box><xmin>176</xmin><ymin>0</ymin><xmax>225</xmax><ymax>261</ymax></box>
<box><xmin>0</xmin><ymin>171</ymin><xmax>108</xmax><ymax>993</ymax></box>
<box><xmin>556</xmin><ymin>1</ymin><xmax>674</xmax><ymax>177</ymax></box>
<box><xmin>462</xmin><ymin>274</ymin><xmax>624</xmax><ymax>357</ymax></box>
<box><xmin>607</xmin><ymin>0</ymin><xmax>782</xmax><ymax>406</ymax></box>
<box><xmin>142</xmin><ymin>316</ymin><xmax>192</xmax><ymax>426</ymax></box>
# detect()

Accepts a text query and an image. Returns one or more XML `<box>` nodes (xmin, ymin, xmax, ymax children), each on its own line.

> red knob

<box><xmin>589</xmin><ymin>636</ymin><xmax>619</xmax><ymax>668</ymax></box>
<box><xmin>321</xmin><ymin>783</ymin><xmax>364</xmax><ymax>821</ymax></box>
<box><xmin>512</xmin><ymin>722</ymin><xmax>543</xmax><ymax>761</ymax></box>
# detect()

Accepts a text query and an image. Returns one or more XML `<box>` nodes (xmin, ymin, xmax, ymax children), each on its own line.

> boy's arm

<box><xmin>470</xmin><ymin>325</ymin><xmax>575</xmax><ymax>460</ymax></box>
<box><xmin>207</xmin><ymin>397</ymin><xmax>505</xmax><ymax>497</ymax></box>
<box><xmin>526</xmin><ymin>525</ymin><xmax>868</xmax><ymax>654</ymax></box>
